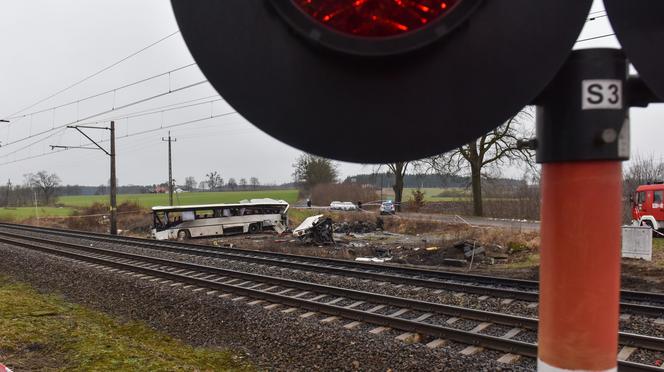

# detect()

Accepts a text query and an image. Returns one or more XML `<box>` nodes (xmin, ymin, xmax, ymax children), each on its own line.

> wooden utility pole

<box><xmin>161</xmin><ymin>131</ymin><xmax>177</xmax><ymax>206</ymax></box>
<box><xmin>4</xmin><ymin>179</ymin><xmax>10</xmax><ymax>208</ymax></box>
<box><xmin>110</xmin><ymin>121</ymin><xmax>117</xmax><ymax>235</ymax></box>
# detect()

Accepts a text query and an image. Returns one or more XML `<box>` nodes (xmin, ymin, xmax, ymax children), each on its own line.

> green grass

<box><xmin>0</xmin><ymin>276</ymin><xmax>253</xmax><ymax>371</ymax></box>
<box><xmin>0</xmin><ymin>207</ymin><xmax>74</xmax><ymax>221</ymax></box>
<box><xmin>59</xmin><ymin>189</ymin><xmax>299</xmax><ymax>209</ymax></box>
<box><xmin>401</xmin><ymin>188</ymin><xmax>470</xmax><ymax>202</ymax></box>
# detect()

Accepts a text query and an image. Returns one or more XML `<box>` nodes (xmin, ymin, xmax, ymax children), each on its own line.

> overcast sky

<box><xmin>0</xmin><ymin>1</ymin><xmax>662</xmax><ymax>187</ymax></box>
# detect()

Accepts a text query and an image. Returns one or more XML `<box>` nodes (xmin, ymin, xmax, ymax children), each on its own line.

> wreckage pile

<box><xmin>333</xmin><ymin>220</ymin><xmax>377</xmax><ymax>234</ymax></box>
<box><xmin>442</xmin><ymin>240</ymin><xmax>509</xmax><ymax>267</ymax></box>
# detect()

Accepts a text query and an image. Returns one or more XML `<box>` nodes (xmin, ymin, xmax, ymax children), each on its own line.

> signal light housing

<box><xmin>274</xmin><ymin>0</ymin><xmax>480</xmax><ymax>56</ymax></box>
<box><xmin>172</xmin><ymin>0</ymin><xmax>592</xmax><ymax>163</ymax></box>
<box><xmin>605</xmin><ymin>0</ymin><xmax>664</xmax><ymax>100</ymax></box>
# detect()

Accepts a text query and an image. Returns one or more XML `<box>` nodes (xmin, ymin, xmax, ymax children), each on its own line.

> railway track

<box><xmin>0</xmin><ymin>231</ymin><xmax>662</xmax><ymax>371</ymax></box>
<box><xmin>0</xmin><ymin>223</ymin><xmax>663</xmax><ymax>317</ymax></box>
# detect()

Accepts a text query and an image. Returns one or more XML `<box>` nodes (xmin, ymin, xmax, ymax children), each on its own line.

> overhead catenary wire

<box><xmin>1</xmin><ymin>30</ymin><xmax>182</xmax><ymax>121</ymax></box>
<box><xmin>0</xmin><ymin>95</ymin><xmax>223</xmax><ymax>158</ymax></box>
<box><xmin>3</xmin><ymin>63</ymin><xmax>198</xmax><ymax>121</ymax></box>
<box><xmin>0</xmin><ymin>111</ymin><xmax>239</xmax><ymax>166</ymax></box>
<box><xmin>576</xmin><ymin>33</ymin><xmax>616</xmax><ymax>43</ymax></box>
<box><xmin>0</xmin><ymin>79</ymin><xmax>208</xmax><ymax>150</ymax></box>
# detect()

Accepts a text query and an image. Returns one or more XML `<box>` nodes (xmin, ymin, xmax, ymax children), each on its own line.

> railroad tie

<box><xmin>478</xmin><ymin>295</ymin><xmax>490</xmax><ymax>301</ymax></box>
<box><xmin>655</xmin><ymin>318</ymin><xmax>664</xmax><ymax>326</ymax></box>
<box><xmin>262</xmin><ymin>286</ymin><xmax>279</xmax><ymax>292</ymax></box>
<box><xmin>496</xmin><ymin>353</ymin><xmax>521</xmax><ymax>364</ymax></box>
<box><xmin>320</xmin><ymin>316</ymin><xmax>340</xmax><ymax>323</ymax></box>
<box><xmin>446</xmin><ymin>317</ymin><xmax>460</xmax><ymax>325</ymax></box>
<box><xmin>501</xmin><ymin>328</ymin><xmax>522</xmax><ymax>339</ymax></box>
<box><xmin>368</xmin><ymin>326</ymin><xmax>391</xmax><ymax>334</ymax></box>
<box><xmin>327</xmin><ymin>297</ymin><xmax>346</xmax><ymax>305</ymax></box>
<box><xmin>247</xmin><ymin>300</ymin><xmax>265</xmax><ymax>306</ymax></box>
<box><xmin>617</xmin><ymin>346</ymin><xmax>637</xmax><ymax>361</ymax></box>
<box><xmin>619</xmin><ymin>314</ymin><xmax>631</xmax><ymax>321</ymax></box>
<box><xmin>411</xmin><ymin>313</ymin><xmax>433</xmax><ymax>322</ymax></box>
<box><xmin>459</xmin><ymin>346</ymin><xmax>484</xmax><ymax>356</ymax></box>
<box><xmin>388</xmin><ymin>308</ymin><xmax>410</xmax><ymax>318</ymax></box>
<box><xmin>345</xmin><ymin>301</ymin><xmax>364</xmax><ymax>309</ymax></box>
<box><xmin>231</xmin><ymin>296</ymin><xmax>246</xmax><ymax>302</ymax></box>
<box><xmin>281</xmin><ymin>307</ymin><xmax>298</xmax><ymax>314</ymax></box>
<box><xmin>291</xmin><ymin>291</ymin><xmax>310</xmax><ymax>299</ymax></box>
<box><xmin>527</xmin><ymin>302</ymin><xmax>538</xmax><ymax>309</ymax></box>
<box><xmin>366</xmin><ymin>305</ymin><xmax>386</xmax><ymax>313</ymax></box>
<box><xmin>395</xmin><ymin>332</ymin><xmax>421</xmax><ymax>344</ymax></box>
<box><xmin>426</xmin><ymin>339</ymin><xmax>448</xmax><ymax>349</ymax></box>
<box><xmin>264</xmin><ymin>303</ymin><xmax>280</xmax><ymax>310</ymax></box>
<box><xmin>299</xmin><ymin>312</ymin><xmax>317</xmax><ymax>319</ymax></box>
<box><xmin>343</xmin><ymin>321</ymin><xmax>362</xmax><ymax>329</ymax></box>
<box><xmin>469</xmin><ymin>322</ymin><xmax>492</xmax><ymax>333</ymax></box>
<box><xmin>308</xmin><ymin>294</ymin><xmax>327</xmax><ymax>302</ymax></box>
<box><xmin>500</xmin><ymin>299</ymin><xmax>514</xmax><ymax>305</ymax></box>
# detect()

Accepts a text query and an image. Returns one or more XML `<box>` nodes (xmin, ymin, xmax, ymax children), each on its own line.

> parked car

<box><xmin>379</xmin><ymin>201</ymin><xmax>396</xmax><ymax>215</ymax></box>
<box><xmin>330</xmin><ymin>201</ymin><xmax>358</xmax><ymax>211</ymax></box>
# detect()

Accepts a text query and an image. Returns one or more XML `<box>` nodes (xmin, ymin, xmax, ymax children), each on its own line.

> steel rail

<box><xmin>0</xmin><ymin>223</ymin><xmax>663</xmax><ymax>310</ymax></box>
<box><xmin>1</xmin><ymin>234</ymin><xmax>661</xmax><ymax>371</ymax></box>
<box><xmin>0</xmin><ymin>233</ymin><xmax>662</xmax><ymax>354</ymax></box>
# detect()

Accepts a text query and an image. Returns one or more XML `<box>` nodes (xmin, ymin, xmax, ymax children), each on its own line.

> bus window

<box><xmin>195</xmin><ymin>210</ymin><xmax>213</xmax><ymax>219</ymax></box>
<box><xmin>637</xmin><ymin>191</ymin><xmax>646</xmax><ymax>204</ymax></box>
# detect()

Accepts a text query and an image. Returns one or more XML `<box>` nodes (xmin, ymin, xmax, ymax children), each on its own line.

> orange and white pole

<box><xmin>534</xmin><ymin>49</ymin><xmax>630</xmax><ymax>372</ymax></box>
<box><xmin>538</xmin><ymin>161</ymin><xmax>622</xmax><ymax>371</ymax></box>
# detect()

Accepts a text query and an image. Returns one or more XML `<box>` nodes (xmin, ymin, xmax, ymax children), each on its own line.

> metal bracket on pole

<box><xmin>50</xmin><ymin>122</ymin><xmax>117</xmax><ymax>235</ymax></box>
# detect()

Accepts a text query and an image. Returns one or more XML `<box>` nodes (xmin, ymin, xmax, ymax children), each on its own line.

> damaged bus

<box><xmin>151</xmin><ymin>198</ymin><xmax>289</xmax><ymax>240</ymax></box>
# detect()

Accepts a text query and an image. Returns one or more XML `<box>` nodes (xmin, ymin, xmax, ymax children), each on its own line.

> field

<box><xmin>0</xmin><ymin>190</ymin><xmax>299</xmax><ymax>221</ymax></box>
<box><xmin>59</xmin><ymin>189</ymin><xmax>299</xmax><ymax>208</ymax></box>
<box><xmin>0</xmin><ymin>276</ymin><xmax>252</xmax><ymax>371</ymax></box>
<box><xmin>399</xmin><ymin>188</ymin><xmax>470</xmax><ymax>202</ymax></box>
<box><xmin>0</xmin><ymin>207</ymin><xmax>75</xmax><ymax>221</ymax></box>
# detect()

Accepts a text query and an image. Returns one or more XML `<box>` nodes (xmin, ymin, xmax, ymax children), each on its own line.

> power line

<box><xmin>0</xmin><ymin>94</ymin><xmax>220</xmax><ymax>157</ymax></box>
<box><xmin>0</xmin><ymin>111</ymin><xmax>238</xmax><ymax>166</ymax></box>
<box><xmin>1</xmin><ymin>30</ymin><xmax>182</xmax><ymax>120</ymax></box>
<box><xmin>0</xmin><ymin>79</ymin><xmax>208</xmax><ymax>150</ymax></box>
<box><xmin>576</xmin><ymin>33</ymin><xmax>616</xmax><ymax>43</ymax></box>
<box><xmin>3</xmin><ymin>63</ymin><xmax>198</xmax><ymax>121</ymax></box>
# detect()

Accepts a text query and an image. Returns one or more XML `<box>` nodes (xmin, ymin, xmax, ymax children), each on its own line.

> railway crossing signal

<box><xmin>171</xmin><ymin>0</ymin><xmax>592</xmax><ymax>163</ymax></box>
<box><xmin>172</xmin><ymin>1</ymin><xmax>664</xmax><ymax>371</ymax></box>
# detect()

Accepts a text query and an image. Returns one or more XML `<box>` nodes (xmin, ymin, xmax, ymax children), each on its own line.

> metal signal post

<box><xmin>534</xmin><ymin>49</ymin><xmax>661</xmax><ymax>372</ymax></box>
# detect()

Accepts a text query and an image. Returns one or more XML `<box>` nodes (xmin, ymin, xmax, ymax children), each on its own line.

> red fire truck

<box><xmin>632</xmin><ymin>183</ymin><xmax>664</xmax><ymax>230</ymax></box>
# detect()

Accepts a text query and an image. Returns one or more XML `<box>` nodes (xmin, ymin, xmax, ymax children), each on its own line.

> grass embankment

<box><xmin>0</xmin><ymin>190</ymin><xmax>300</xmax><ymax>221</ymax></box>
<box><xmin>0</xmin><ymin>207</ymin><xmax>74</xmax><ymax>221</ymax></box>
<box><xmin>0</xmin><ymin>276</ymin><xmax>252</xmax><ymax>371</ymax></box>
<box><xmin>59</xmin><ymin>189</ymin><xmax>299</xmax><ymax>208</ymax></box>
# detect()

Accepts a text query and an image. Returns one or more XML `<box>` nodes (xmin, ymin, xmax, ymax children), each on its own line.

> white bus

<box><xmin>151</xmin><ymin>198</ymin><xmax>289</xmax><ymax>240</ymax></box>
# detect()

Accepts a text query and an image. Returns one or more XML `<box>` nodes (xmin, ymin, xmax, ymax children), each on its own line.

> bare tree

<box><xmin>239</xmin><ymin>178</ymin><xmax>247</xmax><ymax>190</ymax></box>
<box><xmin>386</xmin><ymin>162</ymin><xmax>409</xmax><ymax>211</ymax></box>
<box><xmin>292</xmin><ymin>153</ymin><xmax>338</xmax><ymax>191</ymax></box>
<box><xmin>26</xmin><ymin>171</ymin><xmax>61</xmax><ymax>205</ymax></box>
<box><xmin>227</xmin><ymin>178</ymin><xmax>238</xmax><ymax>191</ymax></box>
<box><xmin>250</xmin><ymin>177</ymin><xmax>260</xmax><ymax>190</ymax></box>
<box><xmin>429</xmin><ymin>109</ymin><xmax>535</xmax><ymax>216</ymax></box>
<box><xmin>184</xmin><ymin>176</ymin><xmax>197</xmax><ymax>191</ymax></box>
<box><xmin>205</xmin><ymin>171</ymin><xmax>222</xmax><ymax>191</ymax></box>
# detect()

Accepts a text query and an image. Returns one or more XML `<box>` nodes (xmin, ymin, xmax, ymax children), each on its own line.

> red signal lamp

<box><xmin>172</xmin><ymin>0</ymin><xmax>592</xmax><ymax>163</ymax></box>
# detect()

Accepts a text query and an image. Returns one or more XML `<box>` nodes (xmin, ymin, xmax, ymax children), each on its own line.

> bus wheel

<box><xmin>248</xmin><ymin>223</ymin><xmax>260</xmax><ymax>234</ymax></box>
<box><xmin>177</xmin><ymin>230</ymin><xmax>190</xmax><ymax>240</ymax></box>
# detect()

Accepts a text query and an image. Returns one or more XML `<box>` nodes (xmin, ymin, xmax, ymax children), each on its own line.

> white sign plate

<box><xmin>582</xmin><ymin>79</ymin><xmax>623</xmax><ymax>110</ymax></box>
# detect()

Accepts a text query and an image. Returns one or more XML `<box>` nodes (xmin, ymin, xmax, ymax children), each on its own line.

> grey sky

<box><xmin>0</xmin><ymin>1</ymin><xmax>662</xmax><ymax>187</ymax></box>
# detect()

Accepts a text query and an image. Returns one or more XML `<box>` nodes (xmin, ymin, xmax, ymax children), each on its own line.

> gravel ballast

<box><xmin>0</xmin><ymin>243</ymin><xmax>535</xmax><ymax>371</ymax></box>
